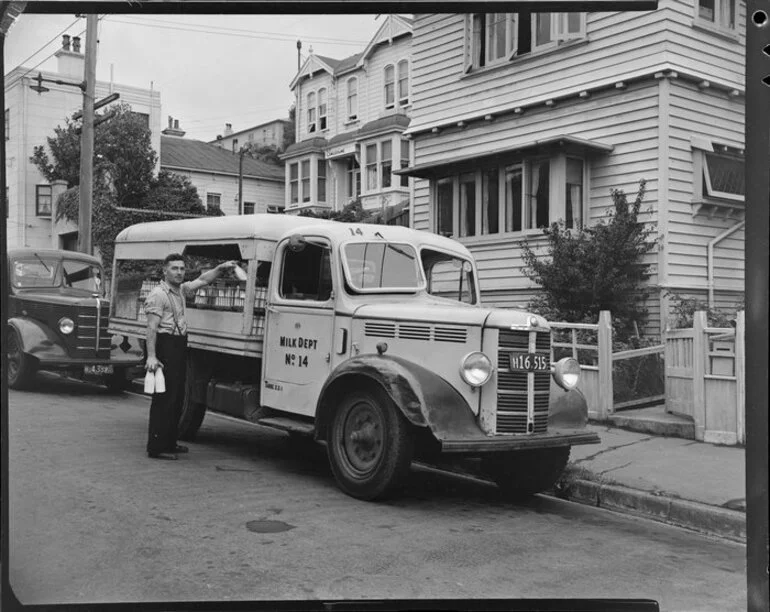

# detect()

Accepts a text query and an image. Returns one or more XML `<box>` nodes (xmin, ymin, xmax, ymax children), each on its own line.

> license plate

<box><xmin>509</xmin><ymin>352</ymin><xmax>550</xmax><ymax>372</ymax></box>
<box><xmin>85</xmin><ymin>365</ymin><xmax>113</xmax><ymax>376</ymax></box>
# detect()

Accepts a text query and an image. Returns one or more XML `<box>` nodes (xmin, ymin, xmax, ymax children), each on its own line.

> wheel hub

<box><xmin>342</xmin><ymin>403</ymin><xmax>384</xmax><ymax>472</ymax></box>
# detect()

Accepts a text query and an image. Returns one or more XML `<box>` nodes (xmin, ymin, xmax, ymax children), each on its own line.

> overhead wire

<box><xmin>104</xmin><ymin>16</ymin><xmax>370</xmax><ymax>47</ymax></box>
<box><xmin>12</xmin><ymin>16</ymin><xmax>81</xmax><ymax>72</ymax></box>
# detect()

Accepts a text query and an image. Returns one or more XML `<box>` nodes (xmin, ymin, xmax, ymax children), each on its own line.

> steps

<box><xmin>604</xmin><ymin>404</ymin><xmax>696</xmax><ymax>439</ymax></box>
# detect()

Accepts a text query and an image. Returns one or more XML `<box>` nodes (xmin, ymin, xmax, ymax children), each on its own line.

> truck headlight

<box><xmin>58</xmin><ymin>317</ymin><xmax>75</xmax><ymax>335</ymax></box>
<box><xmin>460</xmin><ymin>352</ymin><xmax>493</xmax><ymax>387</ymax></box>
<box><xmin>552</xmin><ymin>357</ymin><xmax>580</xmax><ymax>390</ymax></box>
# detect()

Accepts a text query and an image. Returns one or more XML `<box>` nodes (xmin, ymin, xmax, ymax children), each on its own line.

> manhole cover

<box><xmin>246</xmin><ymin>520</ymin><xmax>296</xmax><ymax>534</ymax></box>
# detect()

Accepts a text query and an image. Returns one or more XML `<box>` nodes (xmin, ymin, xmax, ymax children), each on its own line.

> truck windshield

<box><xmin>12</xmin><ymin>257</ymin><xmax>104</xmax><ymax>295</ymax></box>
<box><xmin>420</xmin><ymin>249</ymin><xmax>477</xmax><ymax>304</ymax></box>
<box><xmin>343</xmin><ymin>242</ymin><xmax>421</xmax><ymax>292</ymax></box>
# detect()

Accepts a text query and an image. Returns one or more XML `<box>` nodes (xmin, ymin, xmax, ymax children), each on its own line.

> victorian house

<box><xmin>281</xmin><ymin>14</ymin><xmax>413</xmax><ymax>222</ymax></box>
<box><xmin>396</xmin><ymin>2</ymin><xmax>745</xmax><ymax>335</ymax></box>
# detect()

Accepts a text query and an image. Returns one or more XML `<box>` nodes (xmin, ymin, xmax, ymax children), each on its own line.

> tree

<box><xmin>297</xmin><ymin>198</ymin><xmax>378</xmax><ymax>223</ymax></box>
<box><xmin>240</xmin><ymin>142</ymin><xmax>282</xmax><ymax>165</ymax></box>
<box><xmin>521</xmin><ymin>179</ymin><xmax>655</xmax><ymax>341</ymax></box>
<box><xmin>31</xmin><ymin>101</ymin><xmax>157</xmax><ymax>208</ymax></box>
<box><xmin>283</xmin><ymin>104</ymin><xmax>296</xmax><ymax>151</ymax></box>
<box><xmin>141</xmin><ymin>170</ymin><xmax>208</xmax><ymax>215</ymax></box>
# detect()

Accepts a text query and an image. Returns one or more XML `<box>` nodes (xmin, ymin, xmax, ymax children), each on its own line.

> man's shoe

<box><xmin>170</xmin><ymin>444</ymin><xmax>189</xmax><ymax>454</ymax></box>
<box><xmin>148</xmin><ymin>452</ymin><xmax>178</xmax><ymax>460</ymax></box>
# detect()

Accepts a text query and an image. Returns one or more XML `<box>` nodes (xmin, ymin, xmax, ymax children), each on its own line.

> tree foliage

<box><xmin>297</xmin><ymin>198</ymin><xmax>381</xmax><ymax>223</ymax></box>
<box><xmin>522</xmin><ymin>179</ymin><xmax>655</xmax><ymax>341</ymax></box>
<box><xmin>31</xmin><ymin>102</ymin><xmax>157</xmax><ymax>208</ymax></box>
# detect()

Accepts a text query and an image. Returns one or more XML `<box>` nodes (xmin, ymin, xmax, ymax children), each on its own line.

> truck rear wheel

<box><xmin>482</xmin><ymin>447</ymin><xmax>571</xmax><ymax>500</ymax></box>
<box><xmin>178</xmin><ymin>357</ymin><xmax>207</xmax><ymax>441</ymax></box>
<box><xmin>7</xmin><ymin>328</ymin><xmax>37</xmax><ymax>390</ymax></box>
<box><xmin>327</xmin><ymin>387</ymin><xmax>414</xmax><ymax>501</ymax></box>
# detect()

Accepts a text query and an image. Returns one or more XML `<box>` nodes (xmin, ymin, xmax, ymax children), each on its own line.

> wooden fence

<box><xmin>550</xmin><ymin>311</ymin><xmax>665</xmax><ymax>421</ymax></box>
<box><xmin>665</xmin><ymin>311</ymin><xmax>745</xmax><ymax>445</ymax></box>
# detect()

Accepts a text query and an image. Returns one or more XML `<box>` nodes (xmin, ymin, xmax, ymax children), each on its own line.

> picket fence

<box><xmin>550</xmin><ymin>310</ymin><xmax>745</xmax><ymax>446</ymax></box>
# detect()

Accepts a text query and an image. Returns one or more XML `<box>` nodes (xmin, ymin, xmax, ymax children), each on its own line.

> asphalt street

<box><xmin>6</xmin><ymin>373</ymin><xmax>747</xmax><ymax>610</ymax></box>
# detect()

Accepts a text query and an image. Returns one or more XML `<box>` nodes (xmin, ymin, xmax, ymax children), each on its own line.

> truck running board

<box><xmin>256</xmin><ymin>416</ymin><xmax>315</xmax><ymax>436</ymax></box>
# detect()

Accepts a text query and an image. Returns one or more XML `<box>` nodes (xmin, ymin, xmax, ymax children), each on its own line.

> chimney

<box><xmin>224</xmin><ymin>123</ymin><xmax>233</xmax><ymax>136</ymax></box>
<box><xmin>54</xmin><ymin>33</ymin><xmax>85</xmax><ymax>78</ymax></box>
<box><xmin>162</xmin><ymin>116</ymin><xmax>186</xmax><ymax>138</ymax></box>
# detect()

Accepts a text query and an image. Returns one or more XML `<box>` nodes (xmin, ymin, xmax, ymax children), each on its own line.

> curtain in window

<box><xmin>460</xmin><ymin>174</ymin><xmax>476</xmax><ymax>237</ymax></box>
<box><xmin>529</xmin><ymin>163</ymin><xmax>540</xmax><ymax>228</ymax></box>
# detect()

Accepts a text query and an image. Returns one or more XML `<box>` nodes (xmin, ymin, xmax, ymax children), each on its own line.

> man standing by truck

<box><xmin>144</xmin><ymin>254</ymin><xmax>237</xmax><ymax>460</ymax></box>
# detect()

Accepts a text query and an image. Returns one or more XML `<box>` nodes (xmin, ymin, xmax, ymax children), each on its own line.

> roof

<box><xmin>160</xmin><ymin>136</ymin><xmax>284</xmax><ymax>182</ymax></box>
<box><xmin>281</xmin><ymin>137</ymin><xmax>328</xmax><ymax>159</ymax></box>
<box><xmin>357</xmin><ymin>114</ymin><xmax>411</xmax><ymax>138</ymax></box>
<box><xmin>207</xmin><ymin>118</ymin><xmax>291</xmax><ymax>143</ymax></box>
<box><xmin>114</xmin><ymin>214</ymin><xmax>471</xmax><ymax>258</ymax></box>
<box><xmin>395</xmin><ymin>135</ymin><xmax>614</xmax><ymax>179</ymax></box>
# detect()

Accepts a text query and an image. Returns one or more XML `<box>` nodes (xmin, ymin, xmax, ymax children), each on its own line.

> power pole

<box><xmin>77</xmin><ymin>13</ymin><xmax>97</xmax><ymax>255</ymax></box>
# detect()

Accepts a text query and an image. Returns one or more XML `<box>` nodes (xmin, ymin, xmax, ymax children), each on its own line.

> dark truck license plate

<box><xmin>509</xmin><ymin>352</ymin><xmax>550</xmax><ymax>372</ymax></box>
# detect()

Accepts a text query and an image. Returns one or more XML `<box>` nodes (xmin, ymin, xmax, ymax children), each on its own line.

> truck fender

<box><xmin>7</xmin><ymin>317</ymin><xmax>68</xmax><ymax>361</ymax></box>
<box><xmin>315</xmin><ymin>354</ymin><xmax>482</xmax><ymax>443</ymax></box>
<box><xmin>548</xmin><ymin>383</ymin><xmax>590</xmax><ymax>429</ymax></box>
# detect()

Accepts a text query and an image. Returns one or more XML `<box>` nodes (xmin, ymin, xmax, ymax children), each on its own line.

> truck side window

<box><xmin>280</xmin><ymin>243</ymin><xmax>332</xmax><ymax>302</ymax></box>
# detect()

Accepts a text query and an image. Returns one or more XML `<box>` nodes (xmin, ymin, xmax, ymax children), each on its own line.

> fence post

<box><xmin>735</xmin><ymin>310</ymin><xmax>746</xmax><ymax>445</ymax></box>
<box><xmin>597</xmin><ymin>310</ymin><xmax>613</xmax><ymax>420</ymax></box>
<box><xmin>692</xmin><ymin>310</ymin><xmax>707</xmax><ymax>441</ymax></box>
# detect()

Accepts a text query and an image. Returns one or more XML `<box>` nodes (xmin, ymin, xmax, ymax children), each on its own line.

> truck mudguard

<box><xmin>7</xmin><ymin>317</ymin><xmax>68</xmax><ymax>362</ymax></box>
<box><xmin>316</xmin><ymin>354</ymin><xmax>483</xmax><ymax>443</ymax></box>
<box><xmin>548</xmin><ymin>386</ymin><xmax>590</xmax><ymax>429</ymax></box>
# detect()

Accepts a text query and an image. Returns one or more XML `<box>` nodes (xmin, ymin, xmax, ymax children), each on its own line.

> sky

<box><xmin>4</xmin><ymin>11</ymin><xmax>388</xmax><ymax>141</ymax></box>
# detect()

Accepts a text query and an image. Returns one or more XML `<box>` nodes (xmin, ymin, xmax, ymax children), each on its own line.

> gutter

<box><xmin>707</xmin><ymin>220</ymin><xmax>745</xmax><ymax>309</ymax></box>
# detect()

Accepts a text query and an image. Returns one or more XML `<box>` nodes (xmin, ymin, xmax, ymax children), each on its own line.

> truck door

<box><xmin>261</xmin><ymin>237</ymin><xmax>335</xmax><ymax>417</ymax></box>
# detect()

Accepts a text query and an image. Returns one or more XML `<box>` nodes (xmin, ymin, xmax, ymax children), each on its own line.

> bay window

<box><xmin>400</xmin><ymin>140</ymin><xmax>410</xmax><ymax>187</ymax></box>
<box><xmin>433</xmin><ymin>154</ymin><xmax>584</xmax><ymax>238</ymax></box>
<box><xmin>289</xmin><ymin>163</ymin><xmax>299</xmax><ymax>204</ymax></box>
<box><xmin>366</xmin><ymin>144</ymin><xmax>378</xmax><ymax>191</ymax></box>
<box><xmin>317</xmin><ymin>159</ymin><xmax>327</xmax><ymax>201</ymax></box>
<box><xmin>347</xmin><ymin>157</ymin><xmax>361</xmax><ymax>199</ymax></box>
<box><xmin>301</xmin><ymin>160</ymin><xmax>310</xmax><ymax>202</ymax></box>
<box><xmin>380</xmin><ymin>140</ymin><xmax>392</xmax><ymax>188</ymax></box>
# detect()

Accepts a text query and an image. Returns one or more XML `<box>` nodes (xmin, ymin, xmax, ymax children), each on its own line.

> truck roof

<box><xmin>8</xmin><ymin>248</ymin><xmax>102</xmax><ymax>265</ymax></box>
<box><xmin>114</xmin><ymin>214</ymin><xmax>472</xmax><ymax>258</ymax></box>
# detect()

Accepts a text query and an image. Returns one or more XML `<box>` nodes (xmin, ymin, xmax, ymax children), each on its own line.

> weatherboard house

<box><xmin>281</xmin><ymin>14</ymin><xmax>413</xmax><ymax>222</ymax></box>
<box><xmin>396</xmin><ymin>3</ymin><xmax>746</xmax><ymax>335</ymax></box>
<box><xmin>4</xmin><ymin>34</ymin><xmax>162</xmax><ymax>251</ymax></box>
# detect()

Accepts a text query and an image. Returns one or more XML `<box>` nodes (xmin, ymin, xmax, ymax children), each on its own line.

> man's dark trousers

<box><xmin>147</xmin><ymin>334</ymin><xmax>188</xmax><ymax>454</ymax></box>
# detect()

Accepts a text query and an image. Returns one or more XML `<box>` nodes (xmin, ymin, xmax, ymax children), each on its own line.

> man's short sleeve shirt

<box><xmin>144</xmin><ymin>280</ymin><xmax>200</xmax><ymax>336</ymax></box>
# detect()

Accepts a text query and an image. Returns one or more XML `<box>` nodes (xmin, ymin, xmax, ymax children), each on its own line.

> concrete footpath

<box><xmin>550</xmin><ymin>422</ymin><xmax>746</xmax><ymax>542</ymax></box>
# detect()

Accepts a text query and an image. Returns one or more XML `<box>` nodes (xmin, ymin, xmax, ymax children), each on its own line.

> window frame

<box><xmin>384</xmin><ymin>64</ymin><xmax>396</xmax><ymax>109</ymax></box>
<box><xmin>243</xmin><ymin>201</ymin><xmax>256</xmax><ymax>215</ymax></box>
<box><xmin>431</xmin><ymin>153</ymin><xmax>586</xmax><ymax>239</ymax></box>
<box><xmin>694</xmin><ymin>0</ymin><xmax>737</xmax><ymax>32</ymax></box>
<box><xmin>318</xmin><ymin>87</ymin><xmax>328</xmax><ymax>131</ymax></box>
<box><xmin>692</xmin><ymin>144</ymin><xmax>745</xmax><ymax>204</ymax></box>
<box><xmin>278</xmin><ymin>237</ymin><xmax>334</xmax><ymax>304</ymax></box>
<box><xmin>397</xmin><ymin>59</ymin><xmax>410</xmax><ymax>106</ymax></box>
<box><xmin>206</xmin><ymin>192</ymin><xmax>222</xmax><ymax>211</ymax></box>
<box><xmin>307</xmin><ymin>91</ymin><xmax>317</xmax><ymax>134</ymax></box>
<box><xmin>317</xmin><ymin>158</ymin><xmax>327</xmax><ymax>202</ymax></box>
<box><xmin>301</xmin><ymin>159</ymin><xmax>311</xmax><ymax>203</ymax></box>
<box><xmin>346</xmin><ymin>77</ymin><xmax>358</xmax><ymax>121</ymax></box>
<box><xmin>289</xmin><ymin>162</ymin><xmax>299</xmax><ymax>204</ymax></box>
<box><xmin>36</xmin><ymin>184</ymin><xmax>53</xmax><ymax>217</ymax></box>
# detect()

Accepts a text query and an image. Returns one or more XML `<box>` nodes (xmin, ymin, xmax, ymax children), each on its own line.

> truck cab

<box><xmin>110</xmin><ymin>215</ymin><xmax>598</xmax><ymax>500</ymax></box>
<box><xmin>6</xmin><ymin>248</ymin><xmax>143</xmax><ymax>390</ymax></box>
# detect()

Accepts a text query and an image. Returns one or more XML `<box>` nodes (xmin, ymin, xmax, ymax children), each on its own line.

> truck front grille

<box><xmin>495</xmin><ymin>329</ymin><xmax>551</xmax><ymax>434</ymax></box>
<box><xmin>75</xmin><ymin>302</ymin><xmax>111</xmax><ymax>356</ymax></box>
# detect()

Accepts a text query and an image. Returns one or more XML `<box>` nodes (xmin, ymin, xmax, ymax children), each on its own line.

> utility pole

<box><xmin>238</xmin><ymin>147</ymin><xmax>244</xmax><ymax>214</ymax></box>
<box><xmin>77</xmin><ymin>14</ymin><xmax>97</xmax><ymax>255</ymax></box>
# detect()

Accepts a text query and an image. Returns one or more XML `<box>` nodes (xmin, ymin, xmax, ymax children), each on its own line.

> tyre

<box><xmin>326</xmin><ymin>386</ymin><xmax>414</xmax><ymax>501</ymax></box>
<box><xmin>7</xmin><ymin>327</ymin><xmax>37</xmax><ymax>390</ymax></box>
<box><xmin>482</xmin><ymin>447</ymin><xmax>571</xmax><ymax>500</ymax></box>
<box><xmin>103</xmin><ymin>368</ymin><xmax>128</xmax><ymax>393</ymax></box>
<box><xmin>177</xmin><ymin>357</ymin><xmax>207</xmax><ymax>441</ymax></box>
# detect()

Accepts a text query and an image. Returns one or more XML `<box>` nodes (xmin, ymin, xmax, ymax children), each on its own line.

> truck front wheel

<box><xmin>327</xmin><ymin>387</ymin><xmax>414</xmax><ymax>501</ymax></box>
<box><xmin>482</xmin><ymin>447</ymin><xmax>571</xmax><ymax>500</ymax></box>
<box><xmin>7</xmin><ymin>327</ymin><xmax>37</xmax><ymax>390</ymax></box>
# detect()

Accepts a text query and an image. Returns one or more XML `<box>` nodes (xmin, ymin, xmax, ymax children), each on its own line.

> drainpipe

<box><xmin>707</xmin><ymin>219</ymin><xmax>745</xmax><ymax>309</ymax></box>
